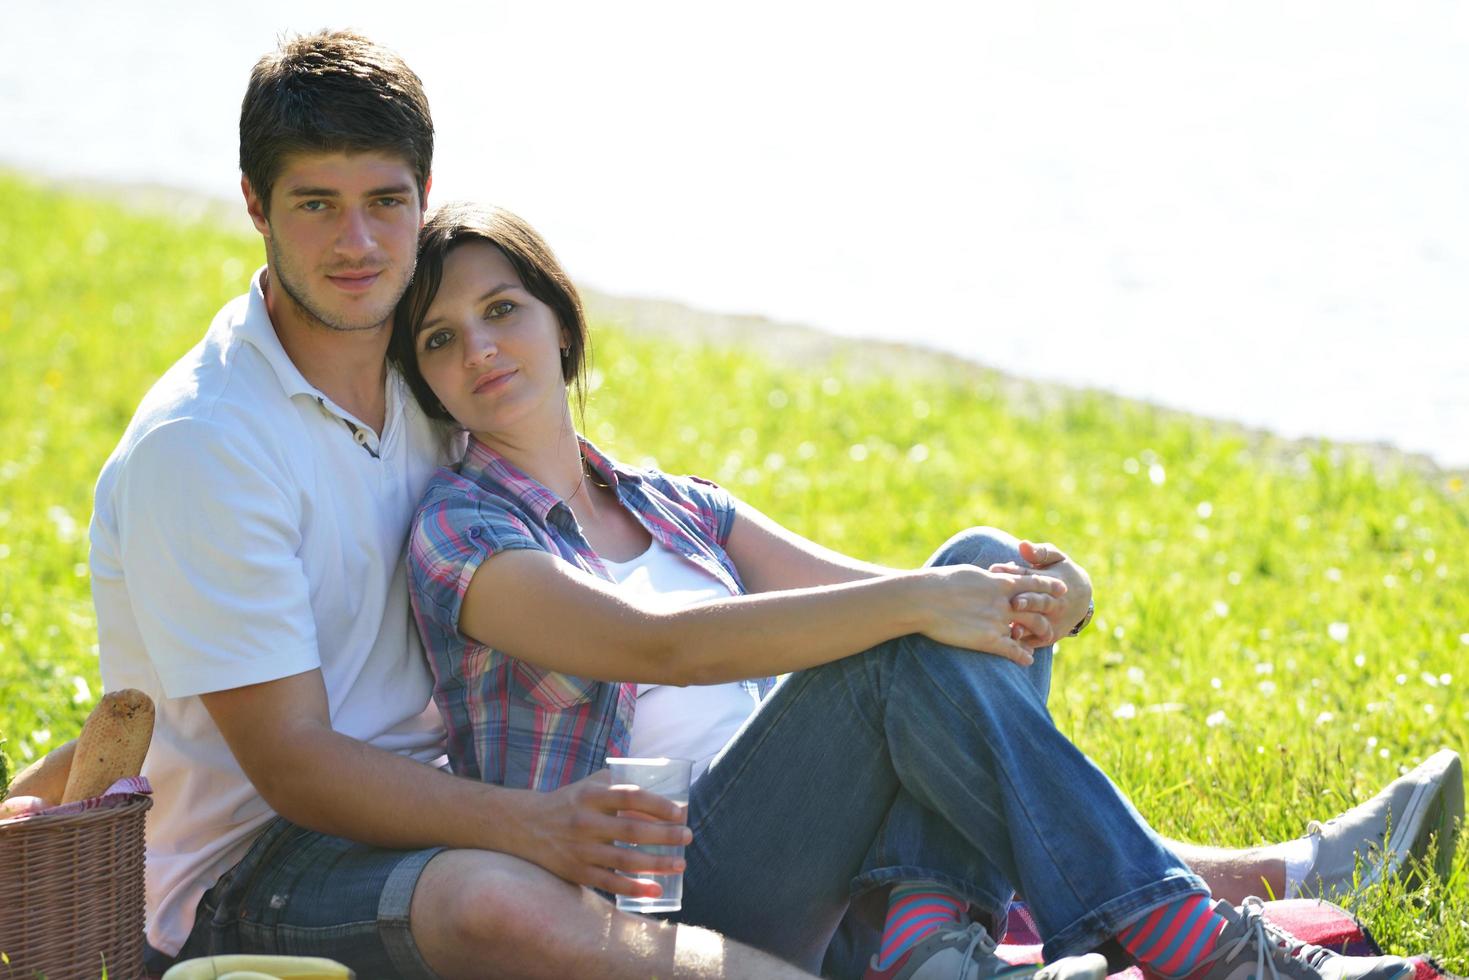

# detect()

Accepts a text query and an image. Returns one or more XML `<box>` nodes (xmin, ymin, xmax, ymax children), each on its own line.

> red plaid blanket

<box><xmin>0</xmin><ymin>775</ymin><xmax>151</xmax><ymax>826</ymax></box>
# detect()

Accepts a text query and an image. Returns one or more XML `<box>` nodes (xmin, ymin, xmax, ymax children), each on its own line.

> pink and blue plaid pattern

<box><xmin>408</xmin><ymin>436</ymin><xmax>774</xmax><ymax>791</ymax></box>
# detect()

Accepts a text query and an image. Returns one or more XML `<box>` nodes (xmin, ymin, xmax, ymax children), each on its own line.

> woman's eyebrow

<box><xmin>418</xmin><ymin>283</ymin><xmax>518</xmax><ymax>335</ymax></box>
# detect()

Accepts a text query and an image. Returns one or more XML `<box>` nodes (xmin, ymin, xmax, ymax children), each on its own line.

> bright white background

<box><xmin>3</xmin><ymin>1</ymin><xmax>1465</xmax><ymax>466</ymax></box>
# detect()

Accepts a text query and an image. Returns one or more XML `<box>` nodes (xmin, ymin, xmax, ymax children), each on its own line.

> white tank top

<box><xmin>602</xmin><ymin>538</ymin><xmax>760</xmax><ymax>781</ymax></box>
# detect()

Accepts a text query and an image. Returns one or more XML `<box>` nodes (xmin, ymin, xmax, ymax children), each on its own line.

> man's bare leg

<box><xmin>411</xmin><ymin>849</ymin><xmax>817</xmax><ymax>980</ymax></box>
<box><xmin>1166</xmin><ymin>839</ymin><xmax>1289</xmax><ymax>906</ymax></box>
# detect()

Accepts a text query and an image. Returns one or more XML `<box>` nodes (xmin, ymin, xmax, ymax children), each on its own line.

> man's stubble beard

<box><xmin>266</xmin><ymin>233</ymin><xmax>414</xmax><ymax>334</ymax></box>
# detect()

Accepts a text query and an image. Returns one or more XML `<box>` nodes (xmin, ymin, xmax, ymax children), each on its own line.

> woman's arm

<box><xmin>458</xmin><ymin>528</ymin><xmax>1067</xmax><ymax>688</ymax></box>
<box><xmin>725</xmin><ymin>502</ymin><xmax>1098</xmax><ymax>648</ymax></box>
<box><xmin>724</xmin><ymin>499</ymin><xmax>1094</xmax><ymax>640</ymax></box>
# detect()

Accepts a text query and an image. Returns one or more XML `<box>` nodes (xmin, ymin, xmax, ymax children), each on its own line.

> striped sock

<box><xmin>1117</xmin><ymin>894</ymin><xmax>1230</xmax><ymax>979</ymax></box>
<box><xmin>873</xmin><ymin>882</ymin><xmax>968</xmax><ymax>970</ymax></box>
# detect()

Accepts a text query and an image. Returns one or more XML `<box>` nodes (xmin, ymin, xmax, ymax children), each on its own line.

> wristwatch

<box><xmin>1067</xmin><ymin>600</ymin><xmax>1095</xmax><ymax>637</ymax></box>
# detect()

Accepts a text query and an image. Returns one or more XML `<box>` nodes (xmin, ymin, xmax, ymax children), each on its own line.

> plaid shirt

<box><xmin>408</xmin><ymin>436</ymin><xmax>775</xmax><ymax>791</ymax></box>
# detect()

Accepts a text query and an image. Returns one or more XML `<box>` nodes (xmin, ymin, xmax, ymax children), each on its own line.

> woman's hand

<box><xmin>998</xmin><ymin>541</ymin><xmax>1094</xmax><ymax>648</ymax></box>
<box><xmin>916</xmin><ymin>564</ymin><xmax>1068</xmax><ymax>665</ymax></box>
<box><xmin>515</xmin><ymin>769</ymin><xmax>691</xmax><ymax>899</ymax></box>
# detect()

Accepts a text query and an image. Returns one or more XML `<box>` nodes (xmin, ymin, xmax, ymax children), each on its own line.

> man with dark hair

<box><xmin>91</xmin><ymin>29</ymin><xmax>820</xmax><ymax>979</ymax></box>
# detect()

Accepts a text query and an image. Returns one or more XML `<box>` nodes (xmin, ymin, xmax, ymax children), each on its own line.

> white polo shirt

<box><xmin>89</xmin><ymin>268</ymin><xmax>459</xmax><ymax>956</ymax></box>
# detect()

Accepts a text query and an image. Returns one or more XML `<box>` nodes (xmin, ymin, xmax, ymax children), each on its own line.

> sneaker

<box><xmin>1299</xmin><ymin>748</ymin><xmax>1463</xmax><ymax>898</ymax></box>
<box><xmin>1187</xmin><ymin>898</ymin><xmax>1411</xmax><ymax>980</ymax></box>
<box><xmin>862</xmin><ymin>919</ymin><xmax>1109</xmax><ymax>980</ymax></box>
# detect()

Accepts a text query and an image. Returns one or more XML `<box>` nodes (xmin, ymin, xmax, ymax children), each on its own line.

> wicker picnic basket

<box><xmin>0</xmin><ymin>794</ymin><xmax>151</xmax><ymax>979</ymax></box>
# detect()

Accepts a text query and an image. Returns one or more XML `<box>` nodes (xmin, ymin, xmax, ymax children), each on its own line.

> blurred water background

<box><xmin>2</xmin><ymin>1</ymin><xmax>1464</xmax><ymax>468</ymax></box>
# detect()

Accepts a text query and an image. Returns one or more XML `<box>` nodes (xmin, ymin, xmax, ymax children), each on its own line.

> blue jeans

<box><xmin>143</xmin><ymin>816</ymin><xmax>443</xmax><ymax>979</ymax></box>
<box><xmin>671</xmin><ymin>527</ymin><xmax>1206</xmax><ymax>976</ymax></box>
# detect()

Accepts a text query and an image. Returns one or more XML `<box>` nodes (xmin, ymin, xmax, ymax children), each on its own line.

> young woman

<box><xmin>387</xmin><ymin>202</ymin><xmax>1422</xmax><ymax>980</ymax></box>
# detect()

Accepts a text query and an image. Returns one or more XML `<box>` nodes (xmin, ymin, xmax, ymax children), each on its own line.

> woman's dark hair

<box><xmin>390</xmin><ymin>202</ymin><xmax>590</xmax><ymax>424</ymax></box>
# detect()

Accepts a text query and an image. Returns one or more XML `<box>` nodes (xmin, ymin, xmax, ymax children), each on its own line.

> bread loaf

<box><xmin>5</xmin><ymin>737</ymin><xmax>76</xmax><ymax>806</ymax></box>
<box><xmin>61</xmin><ymin>689</ymin><xmax>155</xmax><ymax>803</ymax></box>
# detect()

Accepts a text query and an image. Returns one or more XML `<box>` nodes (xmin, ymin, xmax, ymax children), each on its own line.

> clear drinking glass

<box><xmin>606</xmin><ymin>756</ymin><xmax>694</xmax><ymax>913</ymax></box>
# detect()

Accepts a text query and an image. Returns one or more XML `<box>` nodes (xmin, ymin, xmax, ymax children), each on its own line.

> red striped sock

<box><xmin>874</xmin><ymin>882</ymin><xmax>968</xmax><ymax>970</ymax></box>
<box><xmin>1117</xmin><ymin>894</ymin><xmax>1229</xmax><ymax>979</ymax></box>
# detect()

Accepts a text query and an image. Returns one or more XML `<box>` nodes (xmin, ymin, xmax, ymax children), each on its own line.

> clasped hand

<box><xmin>999</xmin><ymin>540</ymin><xmax>1094</xmax><ymax>651</ymax></box>
<box><xmin>919</xmin><ymin>540</ymin><xmax>1092</xmax><ymax>664</ymax></box>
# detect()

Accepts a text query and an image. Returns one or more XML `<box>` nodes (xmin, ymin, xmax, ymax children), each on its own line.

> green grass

<box><xmin>2</xmin><ymin>171</ymin><xmax>1467</xmax><ymax>970</ymax></box>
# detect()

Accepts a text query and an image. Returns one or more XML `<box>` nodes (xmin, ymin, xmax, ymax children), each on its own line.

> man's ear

<box><xmin>241</xmin><ymin>176</ymin><xmax>271</xmax><ymax>237</ymax></box>
<box><xmin>420</xmin><ymin>174</ymin><xmax>433</xmax><ymax>218</ymax></box>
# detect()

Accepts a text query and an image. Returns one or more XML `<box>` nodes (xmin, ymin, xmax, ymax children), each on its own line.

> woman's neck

<box><xmin>471</xmin><ymin>411</ymin><xmax>589</xmax><ymax>506</ymax></box>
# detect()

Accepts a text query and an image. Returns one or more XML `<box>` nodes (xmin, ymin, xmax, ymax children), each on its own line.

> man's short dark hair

<box><xmin>240</xmin><ymin>30</ymin><xmax>433</xmax><ymax>212</ymax></box>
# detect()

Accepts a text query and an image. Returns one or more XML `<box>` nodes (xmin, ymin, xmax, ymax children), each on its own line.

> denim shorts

<box><xmin>143</xmin><ymin>816</ymin><xmax>444</xmax><ymax>979</ymax></box>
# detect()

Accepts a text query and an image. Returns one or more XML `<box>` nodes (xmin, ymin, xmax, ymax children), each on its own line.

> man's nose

<box><xmin>335</xmin><ymin>207</ymin><xmax>376</xmax><ymax>259</ymax></box>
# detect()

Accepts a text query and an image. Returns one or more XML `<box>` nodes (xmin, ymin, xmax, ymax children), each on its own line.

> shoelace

<box><xmin>936</xmin><ymin>920</ymin><xmax>999</xmax><ymax>980</ymax></box>
<box><xmin>1254</xmin><ymin>902</ymin><xmax>1338</xmax><ymax>971</ymax></box>
<box><xmin>1195</xmin><ymin>898</ymin><xmax>1334</xmax><ymax>980</ymax></box>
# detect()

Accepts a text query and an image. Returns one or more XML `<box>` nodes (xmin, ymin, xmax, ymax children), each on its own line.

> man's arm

<box><xmin>201</xmin><ymin>669</ymin><xmax>691</xmax><ymax>897</ymax></box>
<box><xmin>201</xmin><ymin>668</ymin><xmax>511</xmax><ymax>849</ymax></box>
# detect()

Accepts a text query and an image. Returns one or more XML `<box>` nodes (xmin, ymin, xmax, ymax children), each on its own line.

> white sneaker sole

<box><xmin>1383</xmin><ymin>748</ymin><xmax>1463</xmax><ymax>884</ymax></box>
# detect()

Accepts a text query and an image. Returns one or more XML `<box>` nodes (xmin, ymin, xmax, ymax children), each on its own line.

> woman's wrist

<box><xmin>891</xmin><ymin>569</ymin><xmax>939</xmax><ymax>636</ymax></box>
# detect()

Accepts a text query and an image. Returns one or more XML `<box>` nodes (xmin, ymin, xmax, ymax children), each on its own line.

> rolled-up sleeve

<box><xmin>407</xmin><ymin>488</ymin><xmax>543</xmax><ymax>636</ymax></box>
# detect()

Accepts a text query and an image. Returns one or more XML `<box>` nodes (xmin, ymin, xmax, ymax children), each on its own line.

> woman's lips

<box><xmin>473</xmin><ymin>368</ymin><xmax>517</xmax><ymax>394</ymax></box>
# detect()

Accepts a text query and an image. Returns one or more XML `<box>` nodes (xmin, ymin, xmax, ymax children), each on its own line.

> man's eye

<box><xmin>302</xmin><ymin>200</ymin><xmax>327</xmax><ymax>212</ymax></box>
<box><xmin>377</xmin><ymin>197</ymin><xmax>403</xmax><ymax>207</ymax></box>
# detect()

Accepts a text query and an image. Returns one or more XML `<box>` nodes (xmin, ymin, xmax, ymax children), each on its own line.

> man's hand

<box><xmin>517</xmin><ymin>769</ymin><xmax>691</xmax><ymax>899</ymax></box>
<box><xmin>997</xmin><ymin>541</ymin><xmax>1094</xmax><ymax>648</ymax></box>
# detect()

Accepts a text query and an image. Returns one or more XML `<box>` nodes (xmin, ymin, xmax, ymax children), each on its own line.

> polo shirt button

<box><xmin>354</xmin><ymin>429</ymin><xmax>368</xmax><ymax>445</ymax></box>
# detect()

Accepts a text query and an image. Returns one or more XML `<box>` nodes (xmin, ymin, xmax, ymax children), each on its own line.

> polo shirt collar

<box><xmin>230</xmin><ymin>267</ymin><xmax>405</xmax><ymax>454</ymax></box>
<box><xmin>459</xmin><ymin>435</ymin><xmax>642</xmax><ymax>524</ymax></box>
<box><xmin>233</xmin><ymin>267</ymin><xmax>320</xmax><ymax>401</ymax></box>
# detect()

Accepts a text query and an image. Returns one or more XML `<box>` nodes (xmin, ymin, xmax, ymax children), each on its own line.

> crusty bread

<box><xmin>61</xmin><ymin>689</ymin><xmax>155</xmax><ymax>804</ymax></box>
<box><xmin>5</xmin><ymin>737</ymin><xmax>76</xmax><ymax>806</ymax></box>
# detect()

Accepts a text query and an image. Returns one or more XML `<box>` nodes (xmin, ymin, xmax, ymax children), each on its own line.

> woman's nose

<box><xmin>465</xmin><ymin>325</ymin><xmax>497</xmax><ymax>363</ymax></box>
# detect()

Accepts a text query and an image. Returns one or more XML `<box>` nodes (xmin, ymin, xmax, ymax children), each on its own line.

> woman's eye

<box><xmin>487</xmin><ymin>300</ymin><xmax>515</xmax><ymax>318</ymax></box>
<box><xmin>422</xmin><ymin>329</ymin><xmax>452</xmax><ymax>351</ymax></box>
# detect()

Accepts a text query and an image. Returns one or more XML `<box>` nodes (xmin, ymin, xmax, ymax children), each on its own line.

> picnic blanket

<box><xmin>997</xmin><ymin>899</ymin><xmax>1461</xmax><ymax>980</ymax></box>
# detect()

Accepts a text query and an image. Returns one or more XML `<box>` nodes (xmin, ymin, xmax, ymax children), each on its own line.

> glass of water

<box><xmin>607</xmin><ymin>756</ymin><xmax>694</xmax><ymax>913</ymax></box>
